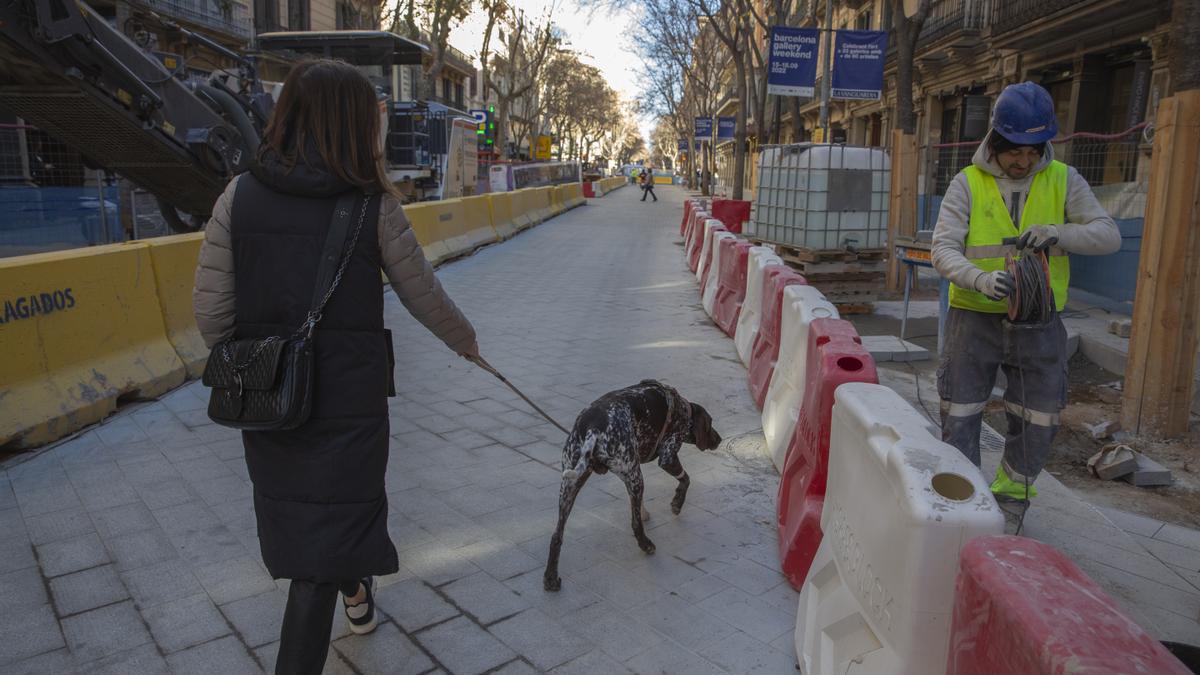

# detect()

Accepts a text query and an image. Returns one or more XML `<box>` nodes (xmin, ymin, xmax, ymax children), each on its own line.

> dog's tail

<box><xmin>562</xmin><ymin>435</ymin><xmax>595</xmax><ymax>480</ymax></box>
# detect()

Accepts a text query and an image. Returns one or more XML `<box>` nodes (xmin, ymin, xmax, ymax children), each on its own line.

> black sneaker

<box><xmin>343</xmin><ymin>577</ymin><xmax>377</xmax><ymax>635</ymax></box>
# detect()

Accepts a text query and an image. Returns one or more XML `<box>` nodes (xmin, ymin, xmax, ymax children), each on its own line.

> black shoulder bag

<box><xmin>202</xmin><ymin>191</ymin><xmax>372</xmax><ymax>431</ymax></box>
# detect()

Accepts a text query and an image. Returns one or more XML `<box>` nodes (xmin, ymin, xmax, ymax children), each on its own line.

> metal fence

<box><xmin>920</xmin><ymin>123</ymin><xmax>1150</xmax><ymax>228</ymax></box>
<box><xmin>0</xmin><ymin>123</ymin><xmax>124</xmax><ymax>258</ymax></box>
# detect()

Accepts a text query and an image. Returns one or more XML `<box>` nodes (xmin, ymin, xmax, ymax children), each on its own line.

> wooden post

<box><xmin>887</xmin><ymin>130</ymin><xmax>919</xmax><ymax>291</ymax></box>
<box><xmin>1121</xmin><ymin>89</ymin><xmax>1200</xmax><ymax>439</ymax></box>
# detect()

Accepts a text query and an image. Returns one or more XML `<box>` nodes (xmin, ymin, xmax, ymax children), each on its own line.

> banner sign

<box><xmin>831</xmin><ymin>30</ymin><xmax>887</xmax><ymax>100</ymax></box>
<box><xmin>766</xmin><ymin>26</ymin><xmax>819</xmax><ymax>97</ymax></box>
<box><xmin>717</xmin><ymin>117</ymin><xmax>735</xmax><ymax>139</ymax></box>
<box><xmin>695</xmin><ymin>116</ymin><xmax>713</xmax><ymax>141</ymax></box>
<box><xmin>678</xmin><ymin>139</ymin><xmax>689</xmax><ymax>151</ymax></box>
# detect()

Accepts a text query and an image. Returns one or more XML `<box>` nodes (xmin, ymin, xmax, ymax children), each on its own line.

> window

<box><xmin>254</xmin><ymin>0</ymin><xmax>281</xmax><ymax>34</ymax></box>
<box><xmin>454</xmin><ymin>83</ymin><xmax>464</xmax><ymax>108</ymax></box>
<box><xmin>442</xmin><ymin>77</ymin><xmax>452</xmax><ymax>102</ymax></box>
<box><xmin>287</xmin><ymin>0</ymin><xmax>308</xmax><ymax>30</ymax></box>
<box><xmin>855</xmin><ymin>9</ymin><xmax>871</xmax><ymax>31</ymax></box>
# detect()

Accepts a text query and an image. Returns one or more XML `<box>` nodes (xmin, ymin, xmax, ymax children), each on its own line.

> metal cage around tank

<box><xmin>749</xmin><ymin>143</ymin><xmax>891</xmax><ymax>251</ymax></box>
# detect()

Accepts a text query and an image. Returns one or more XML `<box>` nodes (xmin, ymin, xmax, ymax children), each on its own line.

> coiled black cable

<box><xmin>1006</xmin><ymin>250</ymin><xmax>1054</xmax><ymax>324</ymax></box>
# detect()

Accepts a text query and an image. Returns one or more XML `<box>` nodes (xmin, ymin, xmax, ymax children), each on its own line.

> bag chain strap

<box><xmin>221</xmin><ymin>195</ymin><xmax>371</xmax><ymax>374</ymax></box>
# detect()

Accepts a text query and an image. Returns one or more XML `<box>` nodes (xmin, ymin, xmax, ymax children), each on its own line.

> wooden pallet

<box><xmin>834</xmin><ymin>302</ymin><xmax>875</xmax><ymax>315</ymax></box>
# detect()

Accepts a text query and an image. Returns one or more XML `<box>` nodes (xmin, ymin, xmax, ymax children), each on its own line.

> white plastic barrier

<box><xmin>702</xmin><ymin>232</ymin><xmax>737</xmax><ymax>317</ymax></box>
<box><xmin>762</xmin><ymin>285</ymin><xmax>839</xmax><ymax>470</ymax></box>
<box><xmin>696</xmin><ymin>219</ymin><xmax>725</xmax><ymax>283</ymax></box>
<box><xmin>795</xmin><ymin>383</ymin><xmax>1004</xmax><ymax>675</ymax></box>
<box><xmin>735</xmin><ymin>247</ymin><xmax>784</xmax><ymax>367</ymax></box>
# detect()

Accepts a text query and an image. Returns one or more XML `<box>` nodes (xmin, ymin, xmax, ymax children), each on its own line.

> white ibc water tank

<box><xmin>753</xmin><ymin>144</ymin><xmax>890</xmax><ymax>251</ymax></box>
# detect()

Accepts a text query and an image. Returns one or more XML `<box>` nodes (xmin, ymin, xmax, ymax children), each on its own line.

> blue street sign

<box><xmin>717</xmin><ymin>117</ymin><xmax>735</xmax><ymax>140</ymax></box>
<box><xmin>766</xmin><ymin>26</ymin><xmax>819</xmax><ymax>97</ymax></box>
<box><xmin>831</xmin><ymin>30</ymin><xmax>888</xmax><ymax>100</ymax></box>
<box><xmin>695</xmin><ymin>117</ymin><xmax>714</xmax><ymax>141</ymax></box>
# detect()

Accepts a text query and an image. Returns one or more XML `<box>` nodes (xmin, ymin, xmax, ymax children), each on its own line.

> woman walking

<box><xmin>193</xmin><ymin>60</ymin><xmax>478</xmax><ymax>673</ymax></box>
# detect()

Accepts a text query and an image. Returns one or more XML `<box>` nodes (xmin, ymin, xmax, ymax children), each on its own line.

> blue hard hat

<box><xmin>992</xmin><ymin>82</ymin><xmax>1058</xmax><ymax>145</ymax></box>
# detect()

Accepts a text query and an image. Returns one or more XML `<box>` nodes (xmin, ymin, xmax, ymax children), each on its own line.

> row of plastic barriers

<box><xmin>678</xmin><ymin>197</ymin><xmax>1190</xmax><ymax>675</ymax></box>
<box><xmin>0</xmin><ymin>181</ymin><xmax>618</xmax><ymax>451</ymax></box>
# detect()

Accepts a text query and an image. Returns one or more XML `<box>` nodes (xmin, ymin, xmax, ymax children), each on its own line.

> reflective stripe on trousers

<box><xmin>937</xmin><ymin>307</ymin><xmax>1067</xmax><ymax>481</ymax></box>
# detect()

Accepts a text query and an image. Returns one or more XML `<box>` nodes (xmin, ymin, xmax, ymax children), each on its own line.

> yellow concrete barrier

<box><xmin>535</xmin><ymin>186</ymin><xmax>558</xmax><ymax>221</ymax></box>
<box><xmin>405</xmin><ymin>197</ymin><xmax>499</xmax><ymax>261</ymax></box>
<box><xmin>143</xmin><ymin>234</ymin><xmax>208</xmax><ymax>378</ymax></box>
<box><xmin>510</xmin><ymin>188</ymin><xmax>543</xmax><ymax>230</ymax></box>
<box><xmin>487</xmin><ymin>192</ymin><xmax>519</xmax><ymax>239</ymax></box>
<box><xmin>549</xmin><ymin>185</ymin><xmax>566</xmax><ymax>216</ymax></box>
<box><xmin>0</xmin><ymin>243</ymin><xmax>187</xmax><ymax>449</ymax></box>
<box><xmin>559</xmin><ymin>183</ymin><xmax>586</xmax><ymax>209</ymax></box>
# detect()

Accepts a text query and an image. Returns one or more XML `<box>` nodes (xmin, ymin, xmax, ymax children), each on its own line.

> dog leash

<box><xmin>468</xmin><ymin>355</ymin><xmax>571</xmax><ymax>435</ymax></box>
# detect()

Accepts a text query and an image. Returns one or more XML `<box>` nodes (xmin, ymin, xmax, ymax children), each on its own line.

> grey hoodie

<box><xmin>931</xmin><ymin>131</ymin><xmax>1122</xmax><ymax>293</ymax></box>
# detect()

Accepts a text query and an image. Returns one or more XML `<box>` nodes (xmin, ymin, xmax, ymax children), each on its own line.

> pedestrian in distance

<box><xmin>640</xmin><ymin>166</ymin><xmax>658</xmax><ymax>202</ymax></box>
<box><xmin>192</xmin><ymin>60</ymin><xmax>479</xmax><ymax>675</ymax></box>
<box><xmin>932</xmin><ymin>81</ymin><xmax>1120</xmax><ymax>519</ymax></box>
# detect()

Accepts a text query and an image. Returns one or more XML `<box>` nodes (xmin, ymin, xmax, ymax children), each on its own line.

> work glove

<box><xmin>975</xmin><ymin>270</ymin><xmax>1015</xmax><ymax>301</ymax></box>
<box><xmin>1016</xmin><ymin>225</ymin><xmax>1059</xmax><ymax>252</ymax></box>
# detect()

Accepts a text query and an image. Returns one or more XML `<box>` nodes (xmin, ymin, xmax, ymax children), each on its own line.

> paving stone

<box><xmin>220</xmin><ymin>590</ymin><xmax>287</xmax><ymax>649</ymax></box>
<box><xmin>61</xmin><ymin>600</ymin><xmax>152</xmax><ymax>663</ymax></box>
<box><xmin>696</xmin><ymin>585</ymin><xmax>796</xmax><ymax>644</ymax></box>
<box><xmin>697</xmin><ymin>627</ymin><xmax>800</xmax><ymax>673</ymax></box>
<box><xmin>457</xmin><ymin>539</ymin><xmax>543</xmax><ymax>581</ymax></box>
<box><xmin>105</xmin><ymin>527</ymin><xmax>180</xmax><ymax>572</ymax></box>
<box><xmin>560</xmin><ymin>599</ymin><xmax>665</xmax><ymax>662</ymax></box>
<box><xmin>624</xmin><ymin>638</ymin><xmax>727</xmax><ymax>675</ymax></box>
<box><xmin>397</xmin><ymin>542</ymin><xmax>481</xmax><ymax>587</ymax></box>
<box><xmin>373</xmin><ymin>578</ymin><xmax>459</xmax><ymax>632</ymax></box>
<box><xmin>1155</xmin><ymin>523</ymin><xmax>1200</xmax><ymax>553</ymax></box>
<box><xmin>550</xmin><ymin>649</ymin><xmax>633</xmax><ymax>674</ymax></box>
<box><xmin>414</xmin><ymin>616</ymin><xmax>515</xmax><ymax>675</ymax></box>
<box><xmin>861</xmin><ymin>334</ymin><xmax>932</xmax><ymax>362</ymax></box>
<box><xmin>23</xmin><ymin>507</ymin><xmax>95</xmax><ymax>546</ymax></box>
<box><xmin>0</xmin><ymin>603</ymin><xmax>64</xmax><ymax>667</ymax></box>
<box><xmin>120</xmin><ymin>559</ymin><xmax>205</xmax><ymax>609</ymax></box>
<box><xmin>0</xmin><ymin>565</ymin><xmax>49</xmax><ymax>611</ymax></box>
<box><xmin>166</xmin><ymin>634</ymin><xmax>262</xmax><ymax>675</ymax></box>
<box><xmin>36</xmin><ymin>532</ymin><xmax>109</xmax><ymax>577</ymax></box>
<box><xmin>49</xmin><ymin>564</ymin><xmax>128</xmax><ymax>616</ymax></box>
<box><xmin>489</xmin><ymin>608</ymin><xmax>591</xmax><ymax>670</ymax></box>
<box><xmin>194</xmin><ymin>555</ymin><xmax>276</xmax><ymax>605</ymax></box>
<box><xmin>626</xmin><ymin>591</ymin><xmax>737</xmax><ymax>651</ymax></box>
<box><xmin>78</xmin><ymin>642</ymin><xmax>171</xmax><ymax>675</ymax></box>
<box><xmin>4</xmin><ymin>648</ymin><xmax>75</xmax><ymax>675</ymax></box>
<box><xmin>331</xmin><ymin>621</ymin><xmax>433</xmax><ymax>674</ymax></box>
<box><xmin>441</xmin><ymin>571</ymin><xmax>533</xmax><ymax>625</ymax></box>
<box><xmin>1099</xmin><ymin>507</ymin><xmax>1166</xmax><ymax>538</ymax></box>
<box><xmin>142</xmin><ymin>592</ymin><xmax>231</xmax><ymax>653</ymax></box>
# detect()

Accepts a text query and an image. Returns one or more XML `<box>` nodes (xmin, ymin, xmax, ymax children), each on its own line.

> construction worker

<box><xmin>932</xmin><ymin>81</ymin><xmax>1121</xmax><ymax>511</ymax></box>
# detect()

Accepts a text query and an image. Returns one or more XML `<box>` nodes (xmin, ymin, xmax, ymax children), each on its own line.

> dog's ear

<box><xmin>689</xmin><ymin>403</ymin><xmax>722</xmax><ymax>451</ymax></box>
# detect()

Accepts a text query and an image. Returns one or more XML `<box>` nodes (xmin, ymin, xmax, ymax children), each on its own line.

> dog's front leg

<box><xmin>545</xmin><ymin>470</ymin><xmax>589</xmax><ymax>592</ymax></box>
<box><xmin>618</xmin><ymin>469</ymin><xmax>655</xmax><ymax>555</ymax></box>
<box><xmin>660</xmin><ymin>455</ymin><xmax>690</xmax><ymax>515</ymax></box>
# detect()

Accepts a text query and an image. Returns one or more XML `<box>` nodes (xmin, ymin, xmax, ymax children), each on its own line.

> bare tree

<box><xmin>478</xmin><ymin>0</ymin><xmax>508</xmax><ymax>104</ymax></box>
<box><xmin>687</xmin><ymin>0</ymin><xmax>752</xmax><ymax>199</ymax></box>
<box><xmin>384</xmin><ymin>0</ymin><xmax>473</xmax><ymax>101</ymax></box>
<box><xmin>487</xmin><ymin>10</ymin><xmax>558</xmax><ymax>158</ymax></box>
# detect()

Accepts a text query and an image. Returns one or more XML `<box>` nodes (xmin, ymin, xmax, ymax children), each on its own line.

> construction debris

<box><xmin>1083</xmin><ymin>419</ymin><xmax>1121</xmax><ymax>441</ymax></box>
<box><xmin>1120</xmin><ymin>453</ymin><xmax>1174</xmax><ymax>487</ymax></box>
<box><xmin>1108</xmin><ymin>319</ymin><xmax>1132</xmax><ymax>338</ymax></box>
<box><xmin>1088</xmin><ymin>444</ymin><xmax>1139</xmax><ymax>480</ymax></box>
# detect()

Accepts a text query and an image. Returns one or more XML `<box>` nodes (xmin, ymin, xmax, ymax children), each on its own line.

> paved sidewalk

<box><xmin>0</xmin><ymin>185</ymin><xmax>798</xmax><ymax>674</ymax></box>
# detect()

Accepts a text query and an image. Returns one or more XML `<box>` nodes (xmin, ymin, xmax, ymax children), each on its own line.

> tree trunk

<box><xmin>891</xmin><ymin>0</ymin><xmax>929</xmax><ymax>135</ymax></box>
<box><xmin>732</xmin><ymin>59</ymin><xmax>748</xmax><ymax>200</ymax></box>
<box><xmin>495</xmin><ymin>97</ymin><xmax>511</xmax><ymax>158</ymax></box>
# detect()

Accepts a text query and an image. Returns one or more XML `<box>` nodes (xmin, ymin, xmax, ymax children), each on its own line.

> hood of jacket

<box><xmin>971</xmin><ymin>129</ymin><xmax>1055</xmax><ymax>179</ymax></box>
<box><xmin>250</xmin><ymin>141</ymin><xmax>353</xmax><ymax>198</ymax></box>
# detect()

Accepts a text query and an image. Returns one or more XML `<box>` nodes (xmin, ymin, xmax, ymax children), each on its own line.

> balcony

<box><xmin>917</xmin><ymin>0</ymin><xmax>989</xmax><ymax>47</ymax></box>
<box><xmin>990</xmin><ymin>0</ymin><xmax>1168</xmax><ymax>44</ymax></box>
<box><xmin>130</xmin><ymin>0</ymin><xmax>253</xmax><ymax>41</ymax></box>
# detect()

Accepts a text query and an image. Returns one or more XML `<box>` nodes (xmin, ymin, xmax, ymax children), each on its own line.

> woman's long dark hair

<box><xmin>259</xmin><ymin>59</ymin><xmax>401</xmax><ymax>197</ymax></box>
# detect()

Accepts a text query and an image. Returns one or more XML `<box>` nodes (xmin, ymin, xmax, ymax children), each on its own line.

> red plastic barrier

<box><xmin>697</xmin><ymin>225</ymin><xmax>728</xmax><ymax>295</ymax></box>
<box><xmin>684</xmin><ymin>212</ymin><xmax>706</xmax><ymax>270</ymax></box>
<box><xmin>747</xmin><ymin>267</ymin><xmax>807</xmax><ymax>408</ymax></box>
<box><xmin>712</xmin><ymin>239</ymin><xmax>754</xmax><ymax>336</ymax></box>
<box><xmin>948</xmin><ymin>535</ymin><xmax>1191</xmax><ymax>675</ymax></box>
<box><xmin>583</xmin><ymin>182</ymin><xmax>596</xmax><ymax>198</ymax></box>
<box><xmin>712</xmin><ymin>199</ymin><xmax>751</xmax><ymax>234</ymax></box>
<box><xmin>680</xmin><ymin>201</ymin><xmax>694</xmax><ymax>236</ymax></box>
<box><xmin>687</xmin><ymin>215</ymin><xmax>714</xmax><ymax>272</ymax></box>
<box><xmin>777</xmin><ymin>318</ymin><xmax>878</xmax><ymax>589</ymax></box>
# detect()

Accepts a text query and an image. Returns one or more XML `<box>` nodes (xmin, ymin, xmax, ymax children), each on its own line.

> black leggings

<box><xmin>276</xmin><ymin>579</ymin><xmax>360</xmax><ymax>675</ymax></box>
<box><xmin>641</xmin><ymin>184</ymin><xmax>657</xmax><ymax>201</ymax></box>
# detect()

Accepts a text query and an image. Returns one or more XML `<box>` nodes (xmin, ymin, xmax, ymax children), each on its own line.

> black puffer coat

<box><xmin>193</xmin><ymin>150</ymin><xmax>476</xmax><ymax>581</ymax></box>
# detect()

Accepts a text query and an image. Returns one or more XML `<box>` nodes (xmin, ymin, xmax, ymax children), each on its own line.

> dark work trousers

<box><xmin>936</xmin><ymin>307</ymin><xmax>1068</xmax><ymax>483</ymax></box>
<box><xmin>641</xmin><ymin>184</ymin><xmax>657</xmax><ymax>201</ymax></box>
<box><xmin>276</xmin><ymin>578</ymin><xmax>361</xmax><ymax>675</ymax></box>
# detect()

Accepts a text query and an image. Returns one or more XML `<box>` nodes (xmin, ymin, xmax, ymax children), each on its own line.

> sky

<box><xmin>445</xmin><ymin>0</ymin><xmax>655</xmax><ymax>144</ymax></box>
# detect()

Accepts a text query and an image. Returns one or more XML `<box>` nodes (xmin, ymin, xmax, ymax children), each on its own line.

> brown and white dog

<box><xmin>544</xmin><ymin>380</ymin><xmax>722</xmax><ymax>591</ymax></box>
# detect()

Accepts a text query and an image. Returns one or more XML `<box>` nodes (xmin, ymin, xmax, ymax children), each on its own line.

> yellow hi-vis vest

<box><xmin>948</xmin><ymin>160</ymin><xmax>1070</xmax><ymax>313</ymax></box>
